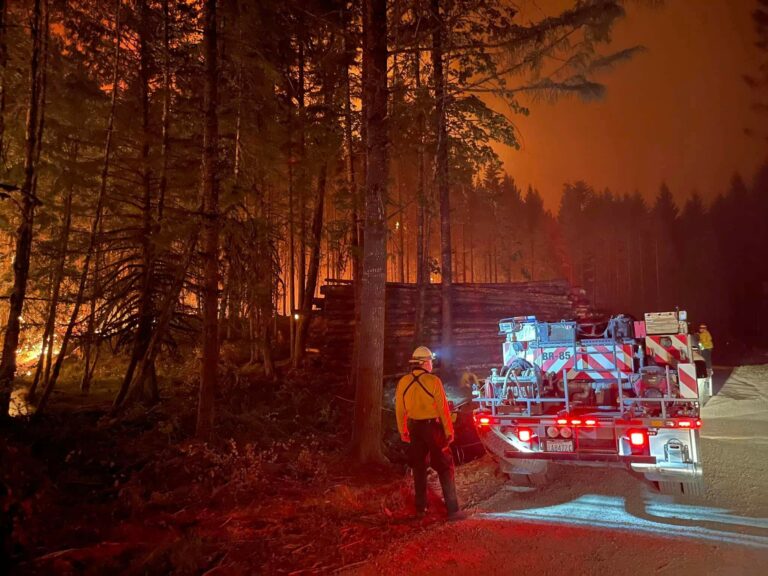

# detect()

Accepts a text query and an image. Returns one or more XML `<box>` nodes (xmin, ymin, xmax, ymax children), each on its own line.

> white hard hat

<box><xmin>409</xmin><ymin>346</ymin><xmax>434</xmax><ymax>363</ymax></box>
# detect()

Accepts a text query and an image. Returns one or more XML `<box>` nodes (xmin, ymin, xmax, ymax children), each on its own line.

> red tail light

<box><xmin>676</xmin><ymin>419</ymin><xmax>702</xmax><ymax>429</ymax></box>
<box><xmin>629</xmin><ymin>430</ymin><xmax>647</xmax><ymax>446</ymax></box>
<box><xmin>571</xmin><ymin>419</ymin><xmax>582</xmax><ymax>426</ymax></box>
<box><xmin>584</xmin><ymin>419</ymin><xmax>596</xmax><ymax>426</ymax></box>
<box><xmin>556</xmin><ymin>418</ymin><xmax>568</xmax><ymax>425</ymax></box>
<box><xmin>517</xmin><ymin>428</ymin><xmax>532</xmax><ymax>442</ymax></box>
<box><xmin>475</xmin><ymin>414</ymin><xmax>493</xmax><ymax>427</ymax></box>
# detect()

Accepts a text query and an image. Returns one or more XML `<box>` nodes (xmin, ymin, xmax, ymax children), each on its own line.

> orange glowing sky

<box><xmin>497</xmin><ymin>0</ymin><xmax>768</xmax><ymax>211</ymax></box>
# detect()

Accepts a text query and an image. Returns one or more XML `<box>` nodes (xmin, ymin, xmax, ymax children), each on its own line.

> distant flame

<box><xmin>16</xmin><ymin>337</ymin><xmax>60</xmax><ymax>367</ymax></box>
<box><xmin>9</xmin><ymin>388</ymin><xmax>32</xmax><ymax>417</ymax></box>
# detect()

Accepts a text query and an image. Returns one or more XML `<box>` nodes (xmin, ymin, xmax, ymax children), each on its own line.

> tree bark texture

<box><xmin>0</xmin><ymin>0</ymin><xmax>7</xmax><ymax>164</ymax></box>
<box><xmin>413</xmin><ymin>45</ymin><xmax>427</xmax><ymax>347</ymax></box>
<box><xmin>351</xmin><ymin>0</ymin><xmax>387</xmax><ymax>464</ymax></box>
<box><xmin>344</xmin><ymin>22</ymin><xmax>361</xmax><ymax>384</ymax></box>
<box><xmin>196</xmin><ymin>0</ymin><xmax>219</xmax><ymax>441</ymax></box>
<box><xmin>121</xmin><ymin>0</ymin><xmax>157</xmax><ymax>404</ymax></box>
<box><xmin>431</xmin><ymin>0</ymin><xmax>452</xmax><ymax>371</ymax></box>
<box><xmin>297</xmin><ymin>43</ymin><xmax>307</xmax><ymax>313</ymax></box>
<box><xmin>158</xmin><ymin>0</ymin><xmax>171</xmax><ymax>223</ymax></box>
<box><xmin>0</xmin><ymin>0</ymin><xmax>44</xmax><ymax>418</ymax></box>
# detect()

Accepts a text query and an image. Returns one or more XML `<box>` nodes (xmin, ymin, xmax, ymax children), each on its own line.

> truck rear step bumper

<box><xmin>504</xmin><ymin>451</ymin><xmax>656</xmax><ymax>464</ymax></box>
<box><xmin>630</xmin><ymin>462</ymin><xmax>702</xmax><ymax>482</ymax></box>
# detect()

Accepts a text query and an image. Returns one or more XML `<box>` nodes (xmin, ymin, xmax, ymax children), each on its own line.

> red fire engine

<box><xmin>473</xmin><ymin>311</ymin><xmax>709</xmax><ymax>494</ymax></box>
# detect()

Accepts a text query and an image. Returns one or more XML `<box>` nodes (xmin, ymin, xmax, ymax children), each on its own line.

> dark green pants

<box><xmin>407</xmin><ymin>418</ymin><xmax>459</xmax><ymax>514</ymax></box>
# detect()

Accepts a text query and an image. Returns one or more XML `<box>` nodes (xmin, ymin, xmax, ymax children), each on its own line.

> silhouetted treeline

<box><xmin>556</xmin><ymin>172</ymin><xmax>768</xmax><ymax>346</ymax></box>
<box><xmin>425</xmin><ymin>167</ymin><xmax>768</xmax><ymax>347</ymax></box>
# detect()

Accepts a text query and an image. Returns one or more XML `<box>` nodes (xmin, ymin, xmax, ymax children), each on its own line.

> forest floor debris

<box><xmin>2</xmin><ymin>362</ymin><xmax>502</xmax><ymax>575</ymax></box>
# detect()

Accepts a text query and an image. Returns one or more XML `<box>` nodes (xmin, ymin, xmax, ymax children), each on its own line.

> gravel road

<box><xmin>350</xmin><ymin>366</ymin><xmax>768</xmax><ymax>576</ymax></box>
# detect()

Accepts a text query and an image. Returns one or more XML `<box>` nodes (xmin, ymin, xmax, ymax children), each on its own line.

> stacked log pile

<box><xmin>315</xmin><ymin>279</ymin><xmax>593</xmax><ymax>377</ymax></box>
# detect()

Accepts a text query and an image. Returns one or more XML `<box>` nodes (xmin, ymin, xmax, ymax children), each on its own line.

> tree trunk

<box><xmin>28</xmin><ymin>273</ymin><xmax>52</xmax><ymax>399</ymax></box>
<box><xmin>297</xmin><ymin>43</ymin><xmax>307</xmax><ymax>314</ymax></box>
<box><xmin>639</xmin><ymin>240</ymin><xmax>645</xmax><ymax>306</ymax></box>
<box><xmin>654</xmin><ymin>239</ymin><xmax>660</xmax><ymax>308</ymax></box>
<box><xmin>469</xmin><ymin>232</ymin><xmax>474</xmax><ymax>282</ymax></box>
<box><xmin>158</xmin><ymin>0</ymin><xmax>171</xmax><ymax>223</ymax></box>
<box><xmin>121</xmin><ymin>0</ymin><xmax>157</xmax><ymax>404</ymax></box>
<box><xmin>0</xmin><ymin>0</ymin><xmax>44</xmax><ymax>418</ymax></box>
<box><xmin>0</xmin><ymin>0</ymin><xmax>7</xmax><ymax>165</ymax></box>
<box><xmin>257</xmin><ymin>186</ymin><xmax>274</xmax><ymax>379</ymax></box>
<box><xmin>413</xmin><ymin>42</ymin><xmax>428</xmax><ymax>347</ymax></box>
<box><xmin>79</xmin><ymin>215</ymin><xmax>102</xmax><ymax>394</ymax></box>
<box><xmin>30</xmin><ymin>143</ymin><xmax>75</xmax><ymax>400</ymax></box>
<box><xmin>196</xmin><ymin>0</ymin><xmax>219</xmax><ymax>441</ymax></box>
<box><xmin>27</xmin><ymin>1</ymin><xmax>52</xmax><ymax>399</ymax></box>
<box><xmin>294</xmin><ymin>161</ymin><xmax>327</xmax><ymax>366</ymax></box>
<box><xmin>351</xmin><ymin>0</ymin><xmax>387</xmax><ymax>464</ymax></box>
<box><xmin>398</xmin><ymin>189</ymin><xmax>405</xmax><ymax>282</ymax></box>
<box><xmin>288</xmin><ymin>154</ymin><xmax>296</xmax><ymax>360</ymax></box>
<box><xmin>80</xmin><ymin>0</ymin><xmax>120</xmax><ymax>404</ymax></box>
<box><xmin>432</xmin><ymin>0</ymin><xmax>452</xmax><ymax>369</ymax></box>
<box><xmin>344</xmin><ymin>19</ymin><xmax>361</xmax><ymax>385</ymax></box>
<box><xmin>119</xmin><ymin>233</ymin><xmax>198</xmax><ymax>412</ymax></box>
<box><xmin>36</xmin><ymin>0</ymin><xmax>117</xmax><ymax>414</ymax></box>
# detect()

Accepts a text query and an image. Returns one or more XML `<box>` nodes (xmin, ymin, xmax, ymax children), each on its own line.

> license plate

<box><xmin>545</xmin><ymin>439</ymin><xmax>574</xmax><ymax>452</ymax></box>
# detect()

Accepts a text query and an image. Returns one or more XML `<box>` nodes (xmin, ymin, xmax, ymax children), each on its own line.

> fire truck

<box><xmin>473</xmin><ymin>311</ymin><xmax>710</xmax><ymax>495</ymax></box>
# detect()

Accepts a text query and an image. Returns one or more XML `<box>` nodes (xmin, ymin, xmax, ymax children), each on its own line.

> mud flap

<box><xmin>499</xmin><ymin>457</ymin><xmax>548</xmax><ymax>476</ymax></box>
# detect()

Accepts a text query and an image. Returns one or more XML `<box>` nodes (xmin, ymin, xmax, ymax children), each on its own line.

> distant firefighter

<box><xmin>698</xmin><ymin>324</ymin><xmax>714</xmax><ymax>374</ymax></box>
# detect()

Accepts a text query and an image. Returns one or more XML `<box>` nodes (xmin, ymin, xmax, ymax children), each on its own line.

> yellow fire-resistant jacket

<box><xmin>395</xmin><ymin>368</ymin><xmax>453</xmax><ymax>438</ymax></box>
<box><xmin>699</xmin><ymin>329</ymin><xmax>714</xmax><ymax>350</ymax></box>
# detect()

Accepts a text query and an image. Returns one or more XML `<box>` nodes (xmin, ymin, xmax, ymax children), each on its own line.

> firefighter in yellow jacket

<box><xmin>698</xmin><ymin>324</ymin><xmax>714</xmax><ymax>375</ymax></box>
<box><xmin>395</xmin><ymin>346</ymin><xmax>464</xmax><ymax>519</ymax></box>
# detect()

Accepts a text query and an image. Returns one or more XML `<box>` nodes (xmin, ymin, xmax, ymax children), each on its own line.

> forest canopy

<box><xmin>0</xmin><ymin>0</ymin><xmax>766</xmax><ymax>433</ymax></box>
